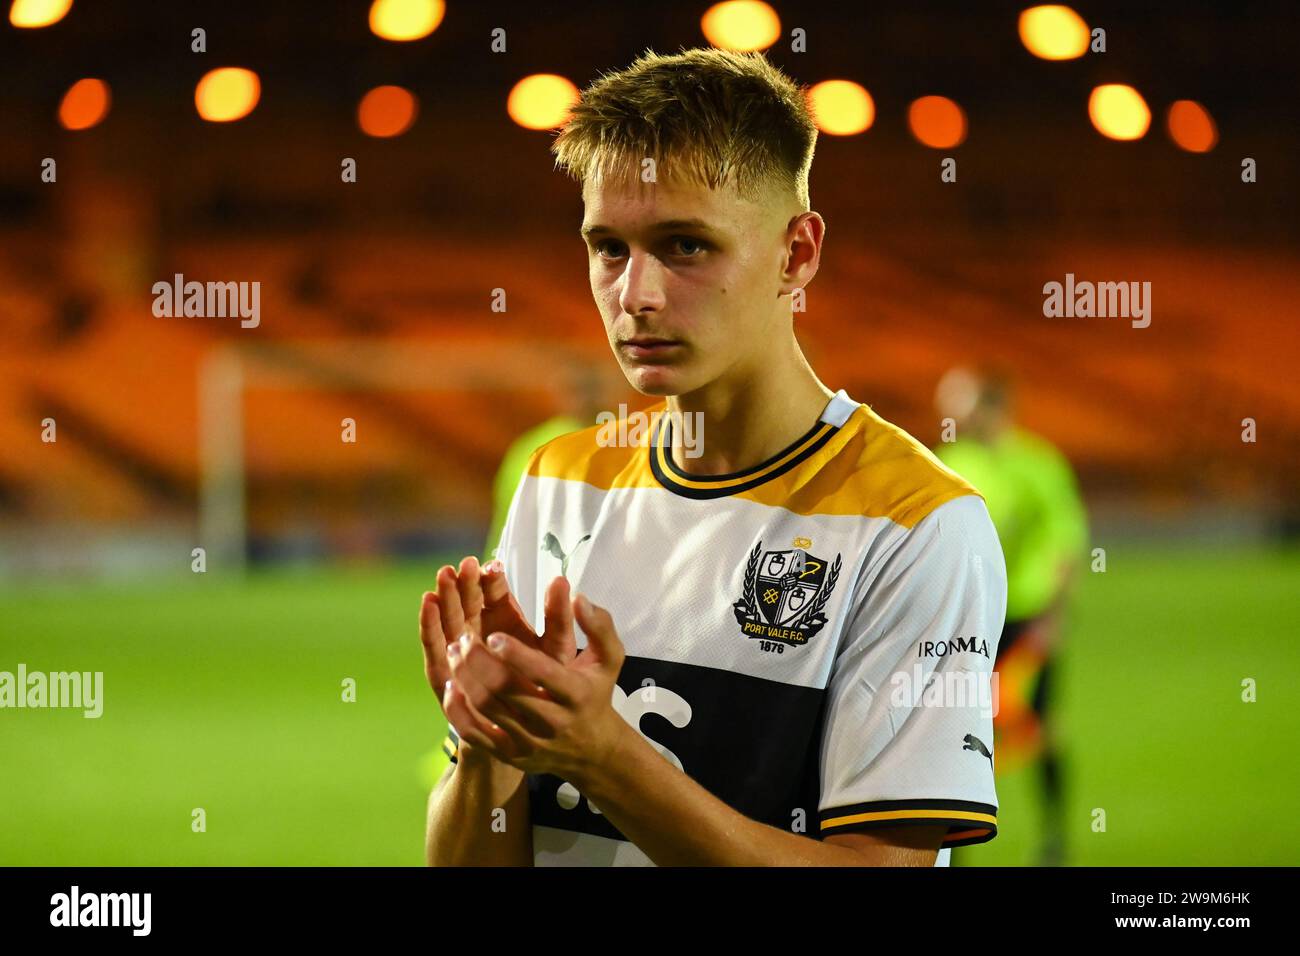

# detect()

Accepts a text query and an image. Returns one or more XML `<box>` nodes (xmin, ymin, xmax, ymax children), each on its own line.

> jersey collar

<box><xmin>648</xmin><ymin>389</ymin><xmax>859</xmax><ymax>500</ymax></box>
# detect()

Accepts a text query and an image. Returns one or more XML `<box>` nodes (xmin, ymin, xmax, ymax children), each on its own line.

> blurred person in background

<box><xmin>934</xmin><ymin>367</ymin><xmax>1088</xmax><ymax>866</ymax></box>
<box><xmin>485</xmin><ymin>362</ymin><xmax>608</xmax><ymax>559</ymax></box>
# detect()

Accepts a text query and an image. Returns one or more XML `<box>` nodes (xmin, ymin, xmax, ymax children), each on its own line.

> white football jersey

<box><xmin>444</xmin><ymin>389</ymin><xmax>1008</xmax><ymax>867</ymax></box>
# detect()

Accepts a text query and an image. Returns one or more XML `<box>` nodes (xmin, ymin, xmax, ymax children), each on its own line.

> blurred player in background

<box><xmin>934</xmin><ymin>367</ymin><xmax>1088</xmax><ymax>866</ymax></box>
<box><xmin>484</xmin><ymin>363</ymin><xmax>608</xmax><ymax>559</ymax></box>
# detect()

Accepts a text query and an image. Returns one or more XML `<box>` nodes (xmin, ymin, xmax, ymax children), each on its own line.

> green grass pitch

<box><xmin>1</xmin><ymin>545</ymin><xmax>1296</xmax><ymax>865</ymax></box>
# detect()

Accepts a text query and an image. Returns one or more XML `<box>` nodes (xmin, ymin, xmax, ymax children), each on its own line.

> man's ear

<box><xmin>780</xmin><ymin>211</ymin><xmax>824</xmax><ymax>294</ymax></box>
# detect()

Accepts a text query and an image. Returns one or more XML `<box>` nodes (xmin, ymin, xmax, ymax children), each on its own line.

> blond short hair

<box><xmin>551</xmin><ymin>47</ymin><xmax>818</xmax><ymax>210</ymax></box>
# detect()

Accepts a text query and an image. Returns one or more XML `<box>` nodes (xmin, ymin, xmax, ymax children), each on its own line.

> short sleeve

<box><xmin>818</xmin><ymin>494</ymin><xmax>1008</xmax><ymax>848</ymax></box>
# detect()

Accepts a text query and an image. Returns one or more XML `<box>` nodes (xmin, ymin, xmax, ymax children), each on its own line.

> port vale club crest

<box><xmin>733</xmin><ymin>538</ymin><xmax>842</xmax><ymax>647</ymax></box>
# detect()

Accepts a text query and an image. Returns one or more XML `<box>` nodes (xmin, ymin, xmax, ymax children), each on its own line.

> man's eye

<box><xmin>591</xmin><ymin>238</ymin><xmax>705</xmax><ymax>259</ymax></box>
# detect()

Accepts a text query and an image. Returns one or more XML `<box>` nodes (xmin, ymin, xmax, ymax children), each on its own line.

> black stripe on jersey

<box><xmin>819</xmin><ymin>798</ymin><xmax>999</xmax><ymax>847</ymax></box>
<box><xmin>527</xmin><ymin>655</ymin><xmax>827</xmax><ymax>845</ymax></box>
<box><xmin>443</xmin><ymin>731</ymin><xmax>459</xmax><ymax>764</ymax></box>
<box><xmin>649</xmin><ymin>415</ymin><xmax>840</xmax><ymax>500</ymax></box>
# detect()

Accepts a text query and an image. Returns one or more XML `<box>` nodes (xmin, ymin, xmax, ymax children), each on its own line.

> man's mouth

<box><xmin>619</xmin><ymin>337</ymin><xmax>684</xmax><ymax>361</ymax></box>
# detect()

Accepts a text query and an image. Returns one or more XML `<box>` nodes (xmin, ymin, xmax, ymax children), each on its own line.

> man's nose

<box><xmin>618</xmin><ymin>252</ymin><xmax>667</xmax><ymax>316</ymax></box>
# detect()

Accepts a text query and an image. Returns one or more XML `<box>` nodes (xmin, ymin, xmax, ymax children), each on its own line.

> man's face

<box><xmin>580</xmin><ymin>172</ymin><xmax>798</xmax><ymax>397</ymax></box>
<box><xmin>936</xmin><ymin>372</ymin><xmax>1012</xmax><ymax>443</ymax></box>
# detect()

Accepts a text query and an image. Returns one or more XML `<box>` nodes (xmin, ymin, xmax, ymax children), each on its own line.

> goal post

<box><xmin>197</xmin><ymin>338</ymin><xmax>601</xmax><ymax>576</ymax></box>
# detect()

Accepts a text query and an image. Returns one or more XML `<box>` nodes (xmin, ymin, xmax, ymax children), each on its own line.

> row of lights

<box><xmin>697</xmin><ymin>1</ymin><xmax>1218</xmax><ymax>151</ymax></box>
<box><xmin>53</xmin><ymin>67</ymin><xmax>1216</xmax><ymax>155</ymax></box>
<box><xmin>11</xmin><ymin>0</ymin><xmax>450</xmax><ymax>39</ymax></box>
<box><xmin>17</xmin><ymin>0</ymin><xmax>1219</xmax><ymax>152</ymax></box>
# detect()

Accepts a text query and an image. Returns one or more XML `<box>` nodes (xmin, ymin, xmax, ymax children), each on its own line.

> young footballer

<box><xmin>422</xmin><ymin>47</ymin><xmax>1008</xmax><ymax>867</ymax></box>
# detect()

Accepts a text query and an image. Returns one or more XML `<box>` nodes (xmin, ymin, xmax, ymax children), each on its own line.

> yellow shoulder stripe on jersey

<box><xmin>524</xmin><ymin>403</ymin><xmax>665</xmax><ymax>488</ymax></box>
<box><xmin>526</xmin><ymin>401</ymin><xmax>981</xmax><ymax>529</ymax></box>
<box><xmin>742</xmin><ymin>404</ymin><xmax>981</xmax><ymax>527</ymax></box>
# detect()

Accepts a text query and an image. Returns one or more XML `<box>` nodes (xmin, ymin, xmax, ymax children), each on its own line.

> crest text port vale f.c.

<box><xmin>732</xmin><ymin>541</ymin><xmax>842</xmax><ymax>648</ymax></box>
